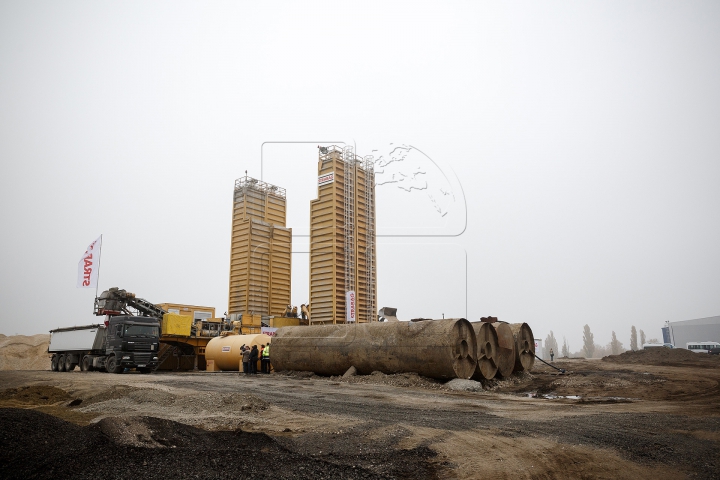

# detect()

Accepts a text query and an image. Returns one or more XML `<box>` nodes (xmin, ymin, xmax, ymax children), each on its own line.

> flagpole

<box><xmin>95</xmin><ymin>235</ymin><xmax>103</xmax><ymax>301</ymax></box>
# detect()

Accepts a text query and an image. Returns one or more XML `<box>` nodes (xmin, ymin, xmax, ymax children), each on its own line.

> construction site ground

<box><xmin>1</xmin><ymin>348</ymin><xmax>719</xmax><ymax>479</ymax></box>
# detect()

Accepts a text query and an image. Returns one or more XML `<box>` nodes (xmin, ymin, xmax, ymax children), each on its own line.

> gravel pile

<box><xmin>0</xmin><ymin>408</ymin><xmax>439</xmax><ymax>479</ymax></box>
<box><xmin>76</xmin><ymin>384</ymin><xmax>269</xmax><ymax>429</ymax></box>
<box><xmin>444</xmin><ymin>379</ymin><xmax>484</xmax><ymax>392</ymax></box>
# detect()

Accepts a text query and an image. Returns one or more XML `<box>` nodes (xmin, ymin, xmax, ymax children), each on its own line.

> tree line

<box><xmin>544</xmin><ymin>325</ymin><xmax>659</xmax><ymax>359</ymax></box>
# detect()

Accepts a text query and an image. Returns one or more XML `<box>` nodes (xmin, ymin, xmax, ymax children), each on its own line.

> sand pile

<box><xmin>602</xmin><ymin>348</ymin><xmax>720</xmax><ymax>367</ymax></box>
<box><xmin>0</xmin><ymin>334</ymin><xmax>50</xmax><ymax>371</ymax></box>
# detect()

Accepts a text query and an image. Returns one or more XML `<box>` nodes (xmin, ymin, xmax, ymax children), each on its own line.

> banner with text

<box><xmin>261</xmin><ymin>327</ymin><xmax>278</xmax><ymax>337</ymax></box>
<box><xmin>345</xmin><ymin>290</ymin><xmax>356</xmax><ymax>323</ymax></box>
<box><xmin>77</xmin><ymin>236</ymin><xmax>102</xmax><ymax>288</ymax></box>
<box><xmin>318</xmin><ymin>172</ymin><xmax>334</xmax><ymax>186</ymax></box>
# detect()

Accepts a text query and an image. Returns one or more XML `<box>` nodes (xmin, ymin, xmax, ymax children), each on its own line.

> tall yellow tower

<box><xmin>309</xmin><ymin>146</ymin><xmax>376</xmax><ymax>324</ymax></box>
<box><xmin>228</xmin><ymin>176</ymin><xmax>291</xmax><ymax>318</ymax></box>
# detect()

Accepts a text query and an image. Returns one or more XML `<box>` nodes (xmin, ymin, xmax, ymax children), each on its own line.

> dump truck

<box><xmin>48</xmin><ymin>315</ymin><xmax>160</xmax><ymax>373</ymax></box>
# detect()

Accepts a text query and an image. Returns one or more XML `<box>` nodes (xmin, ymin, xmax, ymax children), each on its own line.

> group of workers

<box><xmin>282</xmin><ymin>303</ymin><xmax>310</xmax><ymax>320</ymax></box>
<box><xmin>240</xmin><ymin>343</ymin><xmax>271</xmax><ymax>374</ymax></box>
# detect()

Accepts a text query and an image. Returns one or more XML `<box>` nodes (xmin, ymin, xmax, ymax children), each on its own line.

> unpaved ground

<box><xmin>0</xmin><ymin>349</ymin><xmax>719</xmax><ymax>479</ymax></box>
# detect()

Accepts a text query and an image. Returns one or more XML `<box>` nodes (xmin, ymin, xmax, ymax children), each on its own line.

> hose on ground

<box><xmin>530</xmin><ymin>351</ymin><xmax>566</xmax><ymax>374</ymax></box>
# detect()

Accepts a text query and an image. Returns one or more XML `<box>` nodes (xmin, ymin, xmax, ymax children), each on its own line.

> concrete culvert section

<box><xmin>272</xmin><ymin>318</ymin><xmax>477</xmax><ymax>379</ymax></box>
<box><xmin>510</xmin><ymin>322</ymin><xmax>535</xmax><ymax>372</ymax></box>
<box><xmin>491</xmin><ymin>322</ymin><xmax>516</xmax><ymax>378</ymax></box>
<box><xmin>472</xmin><ymin>322</ymin><xmax>499</xmax><ymax>380</ymax></box>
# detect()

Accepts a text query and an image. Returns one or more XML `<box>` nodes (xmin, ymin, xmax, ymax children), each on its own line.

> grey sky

<box><xmin>1</xmin><ymin>1</ymin><xmax>718</xmax><ymax>352</ymax></box>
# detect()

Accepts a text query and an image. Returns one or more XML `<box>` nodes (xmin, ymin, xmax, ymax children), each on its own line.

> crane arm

<box><xmin>94</xmin><ymin>287</ymin><xmax>167</xmax><ymax>319</ymax></box>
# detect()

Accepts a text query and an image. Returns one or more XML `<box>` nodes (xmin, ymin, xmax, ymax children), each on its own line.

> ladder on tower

<box><xmin>343</xmin><ymin>146</ymin><xmax>356</xmax><ymax>322</ymax></box>
<box><xmin>363</xmin><ymin>155</ymin><xmax>375</xmax><ymax>322</ymax></box>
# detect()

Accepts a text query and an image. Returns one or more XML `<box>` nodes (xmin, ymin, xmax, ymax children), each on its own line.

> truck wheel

<box><xmin>50</xmin><ymin>355</ymin><xmax>59</xmax><ymax>372</ymax></box>
<box><xmin>58</xmin><ymin>355</ymin><xmax>66</xmax><ymax>372</ymax></box>
<box><xmin>106</xmin><ymin>355</ymin><xmax>122</xmax><ymax>374</ymax></box>
<box><xmin>65</xmin><ymin>356</ymin><xmax>76</xmax><ymax>372</ymax></box>
<box><xmin>81</xmin><ymin>356</ymin><xmax>92</xmax><ymax>372</ymax></box>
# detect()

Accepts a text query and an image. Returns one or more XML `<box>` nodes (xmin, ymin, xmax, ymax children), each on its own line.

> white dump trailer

<box><xmin>49</xmin><ymin>324</ymin><xmax>106</xmax><ymax>354</ymax></box>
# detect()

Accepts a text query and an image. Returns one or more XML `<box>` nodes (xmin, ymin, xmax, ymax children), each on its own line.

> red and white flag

<box><xmin>77</xmin><ymin>236</ymin><xmax>102</xmax><ymax>288</ymax></box>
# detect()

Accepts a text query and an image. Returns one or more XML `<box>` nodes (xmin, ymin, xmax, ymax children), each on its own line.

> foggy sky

<box><xmin>1</xmin><ymin>1</ymin><xmax>719</xmax><ymax>353</ymax></box>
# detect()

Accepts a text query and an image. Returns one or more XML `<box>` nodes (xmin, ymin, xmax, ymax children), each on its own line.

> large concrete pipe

<box><xmin>272</xmin><ymin>318</ymin><xmax>477</xmax><ymax>379</ymax></box>
<box><xmin>471</xmin><ymin>322</ymin><xmax>498</xmax><ymax>380</ymax></box>
<box><xmin>509</xmin><ymin>323</ymin><xmax>535</xmax><ymax>372</ymax></box>
<box><xmin>491</xmin><ymin>322</ymin><xmax>516</xmax><ymax>378</ymax></box>
<box><xmin>205</xmin><ymin>334</ymin><xmax>272</xmax><ymax>371</ymax></box>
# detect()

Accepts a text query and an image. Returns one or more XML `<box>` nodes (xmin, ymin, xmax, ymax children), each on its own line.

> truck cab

<box><xmin>105</xmin><ymin>316</ymin><xmax>161</xmax><ymax>372</ymax></box>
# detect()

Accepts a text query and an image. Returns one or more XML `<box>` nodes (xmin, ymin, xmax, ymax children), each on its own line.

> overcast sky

<box><xmin>1</xmin><ymin>1</ymin><xmax>718</xmax><ymax>352</ymax></box>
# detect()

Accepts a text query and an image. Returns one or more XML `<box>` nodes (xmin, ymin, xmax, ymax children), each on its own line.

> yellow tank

<box><xmin>205</xmin><ymin>334</ymin><xmax>272</xmax><ymax>371</ymax></box>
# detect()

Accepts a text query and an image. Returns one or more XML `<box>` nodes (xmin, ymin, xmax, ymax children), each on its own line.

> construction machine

<box><xmin>94</xmin><ymin>287</ymin><xmax>227</xmax><ymax>371</ymax></box>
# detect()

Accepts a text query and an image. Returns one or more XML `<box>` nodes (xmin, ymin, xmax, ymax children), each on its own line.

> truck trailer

<box><xmin>49</xmin><ymin>315</ymin><xmax>161</xmax><ymax>373</ymax></box>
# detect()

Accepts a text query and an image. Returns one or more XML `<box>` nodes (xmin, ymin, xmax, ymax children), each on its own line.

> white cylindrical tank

<box><xmin>205</xmin><ymin>334</ymin><xmax>272</xmax><ymax>371</ymax></box>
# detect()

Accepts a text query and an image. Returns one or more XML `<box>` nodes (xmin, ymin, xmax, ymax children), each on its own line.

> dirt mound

<box><xmin>0</xmin><ymin>385</ymin><xmax>71</xmax><ymax>405</ymax></box>
<box><xmin>0</xmin><ymin>334</ymin><xmax>50</xmax><ymax>371</ymax></box>
<box><xmin>331</xmin><ymin>371</ymin><xmax>446</xmax><ymax>390</ymax></box>
<box><xmin>0</xmin><ymin>408</ymin><xmax>439</xmax><ymax>479</ymax></box>
<box><xmin>602</xmin><ymin>348</ymin><xmax>720</xmax><ymax>367</ymax></box>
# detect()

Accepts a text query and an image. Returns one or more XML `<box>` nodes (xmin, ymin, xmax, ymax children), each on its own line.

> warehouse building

<box><xmin>662</xmin><ymin>316</ymin><xmax>720</xmax><ymax>349</ymax></box>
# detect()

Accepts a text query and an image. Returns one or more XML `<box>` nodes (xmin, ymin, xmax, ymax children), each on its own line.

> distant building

<box><xmin>664</xmin><ymin>316</ymin><xmax>720</xmax><ymax>349</ymax></box>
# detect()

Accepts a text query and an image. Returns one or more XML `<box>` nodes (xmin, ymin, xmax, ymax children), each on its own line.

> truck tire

<box><xmin>50</xmin><ymin>355</ymin><xmax>59</xmax><ymax>372</ymax></box>
<box><xmin>58</xmin><ymin>355</ymin><xmax>67</xmax><ymax>372</ymax></box>
<box><xmin>106</xmin><ymin>355</ymin><xmax>122</xmax><ymax>374</ymax></box>
<box><xmin>81</xmin><ymin>356</ymin><xmax>93</xmax><ymax>372</ymax></box>
<box><xmin>65</xmin><ymin>355</ymin><xmax>76</xmax><ymax>372</ymax></box>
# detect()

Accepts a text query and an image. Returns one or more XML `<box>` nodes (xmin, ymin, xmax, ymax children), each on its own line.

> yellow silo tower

<box><xmin>309</xmin><ymin>146</ymin><xmax>376</xmax><ymax>324</ymax></box>
<box><xmin>228</xmin><ymin>176</ymin><xmax>292</xmax><ymax>322</ymax></box>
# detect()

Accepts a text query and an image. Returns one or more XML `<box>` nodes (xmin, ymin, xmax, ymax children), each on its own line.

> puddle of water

<box><xmin>522</xmin><ymin>393</ymin><xmax>630</xmax><ymax>402</ymax></box>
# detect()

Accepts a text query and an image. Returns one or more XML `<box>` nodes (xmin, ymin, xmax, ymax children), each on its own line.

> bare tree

<box><xmin>583</xmin><ymin>325</ymin><xmax>595</xmax><ymax>358</ymax></box>
<box><xmin>595</xmin><ymin>343</ymin><xmax>612</xmax><ymax>358</ymax></box>
<box><xmin>561</xmin><ymin>337</ymin><xmax>569</xmax><ymax>357</ymax></box>
<box><xmin>630</xmin><ymin>326</ymin><xmax>638</xmax><ymax>351</ymax></box>
<box><xmin>610</xmin><ymin>331</ymin><xmax>623</xmax><ymax>355</ymax></box>
<box><xmin>640</xmin><ymin>329</ymin><xmax>646</xmax><ymax>347</ymax></box>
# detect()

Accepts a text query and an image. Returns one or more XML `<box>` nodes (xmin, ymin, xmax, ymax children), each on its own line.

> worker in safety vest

<box><xmin>261</xmin><ymin>344</ymin><xmax>271</xmax><ymax>374</ymax></box>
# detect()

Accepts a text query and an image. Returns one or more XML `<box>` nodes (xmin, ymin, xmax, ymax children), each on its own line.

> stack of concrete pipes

<box><xmin>271</xmin><ymin>318</ymin><xmax>534</xmax><ymax>380</ymax></box>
